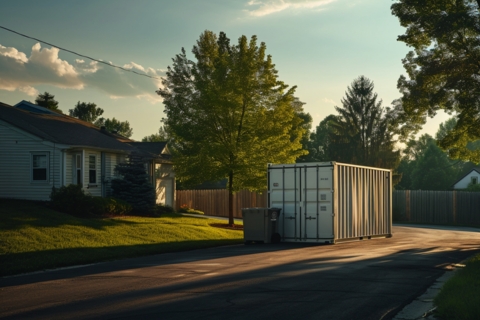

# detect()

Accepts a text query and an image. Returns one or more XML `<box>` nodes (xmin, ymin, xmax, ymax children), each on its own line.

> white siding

<box><xmin>0</xmin><ymin>120</ymin><xmax>63</xmax><ymax>201</ymax></box>
<box><xmin>65</xmin><ymin>153</ymin><xmax>73</xmax><ymax>185</ymax></box>
<box><xmin>453</xmin><ymin>170</ymin><xmax>480</xmax><ymax>189</ymax></box>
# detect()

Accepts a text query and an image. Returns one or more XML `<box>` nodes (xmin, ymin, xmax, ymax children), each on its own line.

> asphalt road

<box><xmin>1</xmin><ymin>225</ymin><xmax>479</xmax><ymax>320</ymax></box>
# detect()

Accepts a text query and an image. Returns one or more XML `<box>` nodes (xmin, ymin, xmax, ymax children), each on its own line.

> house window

<box><xmin>472</xmin><ymin>176</ymin><xmax>478</xmax><ymax>185</ymax></box>
<box><xmin>89</xmin><ymin>155</ymin><xmax>96</xmax><ymax>184</ymax></box>
<box><xmin>75</xmin><ymin>154</ymin><xmax>82</xmax><ymax>185</ymax></box>
<box><xmin>32</xmin><ymin>153</ymin><xmax>48</xmax><ymax>181</ymax></box>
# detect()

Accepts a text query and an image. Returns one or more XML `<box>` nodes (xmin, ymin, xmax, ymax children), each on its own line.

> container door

<box><xmin>269</xmin><ymin>164</ymin><xmax>334</xmax><ymax>242</ymax></box>
<box><xmin>302</xmin><ymin>166</ymin><xmax>334</xmax><ymax>241</ymax></box>
<box><xmin>269</xmin><ymin>166</ymin><xmax>302</xmax><ymax>241</ymax></box>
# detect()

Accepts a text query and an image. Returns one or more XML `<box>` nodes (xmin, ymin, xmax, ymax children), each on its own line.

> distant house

<box><xmin>452</xmin><ymin>168</ymin><xmax>480</xmax><ymax>190</ymax></box>
<box><xmin>0</xmin><ymin>101</ymin><xmax>175</xmax><ymax>207</ymax></box>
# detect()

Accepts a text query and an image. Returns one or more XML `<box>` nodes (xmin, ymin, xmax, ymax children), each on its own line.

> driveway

<box><xmin>1</xmin><ymin>225</ymin><xmax>479</xmax><ymax>320</ymax></box>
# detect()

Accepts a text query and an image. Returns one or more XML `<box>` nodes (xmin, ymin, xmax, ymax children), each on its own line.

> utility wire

<box><xmin>0</xmin><ymin>25</ymin><xmax>162</xmax><ymax>80</ymax></box>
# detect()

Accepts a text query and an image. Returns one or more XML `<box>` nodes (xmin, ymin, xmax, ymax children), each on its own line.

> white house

<box><xmin>452</xmin><ymin>168</ymin><xmax>480</xmax><ymax>189</ymax></box>
<box><xmin>0</xmin><ymin>101</ymin><xmax>175</xmax><ymax>207</ymax></box>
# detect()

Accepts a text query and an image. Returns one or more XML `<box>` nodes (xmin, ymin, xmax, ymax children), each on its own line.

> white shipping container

<box><xmin>268</xmin><ymin>162</ymin><xmax>392</xmax><ymax>243</ymax></box>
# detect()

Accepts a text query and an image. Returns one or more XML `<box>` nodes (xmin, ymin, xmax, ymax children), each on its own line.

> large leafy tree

<box><xmin>94</xmin><ymin>117</ymin><xmax>133</xmax><ymax>138</ymax></box>
<box><xmin>298</xmin><ymin>114</ymin><xmax>338</xmax><ymax>163</ymax></box>
<box><xmin>35</xmin><ymin>92</ymin><xmax>63</xmax><ymax>114</ymax></box>
<box><xmin>157</xmin><ymin>31</ymin><xmax>306</xmax><ymax>225</ymax></box>
<box><xmin>328</xmin><ymin>76</ymin><xmax>400</xmax><ymax>169</ymax></box>
<box><xmin>411</xmin><ymin>137</ymin><xmax>456</xmax><ymax>190</ymax></box>
<box><xmin>391</xmin><ymin>0</ymin><xmax>480</xmax><ymax>163</ymax></box>
<box><xmin>69</xmin><ymin>102</ymin><xmax>104</xmax><ymax>123</ymax></box>
<box><xmin>142</xmin><ymin>126</ymin><xmax>170</xmax><ymax>142</ymax></box>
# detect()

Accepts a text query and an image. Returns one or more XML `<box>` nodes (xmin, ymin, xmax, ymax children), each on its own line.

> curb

<box><xmin>392</xmin><ymin>264</ymin><xmax>465</xmax><ymax>320</ymax></box>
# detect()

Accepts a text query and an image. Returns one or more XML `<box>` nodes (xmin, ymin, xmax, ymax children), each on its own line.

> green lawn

<box><xmin>0</xmin><ymin>199</ymin><xmax>243</xmax><ymax>277</ymax></box>
<box><xmin>434</xmin><ymin>254</ymin><xmax>480</xmax><ymax>320</ymax></box>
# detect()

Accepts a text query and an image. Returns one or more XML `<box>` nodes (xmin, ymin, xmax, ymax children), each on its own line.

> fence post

<box><xmin>406</xmin><ymin>190</ymin><xmax>410</xmax><ymax>221</ymax></box>
<box><xmin>453</xmin><ymin>191</ymin><xmax>456</xmax><ymax>224</ymax></box>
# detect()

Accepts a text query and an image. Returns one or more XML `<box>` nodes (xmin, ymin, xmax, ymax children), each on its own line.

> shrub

<box><xmin>156</xmin><ymin>204</ymin><xmax>175</xmax><ymax>215</ymax></box>
<box><xmin>50</xmin><ymin>185</ymin><xmax>132</xmax><ymax>217</ymax></box>
<box><xmin>178</xmin><ymin>204</ymin><xmax>204</xmax><ymax>215</ymax></box>
<box><xmin>50</xmin><ymin>185</ymin><xmax>92</xmax><ymax>217</ymax></box>
<box><xmin>89</xmin><ymin>197</ymin><xmax>132</xmax><ymax>216</ymax></box>
<box><xmin>465</xmin><ymin>182</ymin><xmax>480</xmax><ymax>192</ymax></box>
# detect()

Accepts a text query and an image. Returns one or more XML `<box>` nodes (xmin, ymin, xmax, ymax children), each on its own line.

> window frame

<box><xmin>472</xmin><ymin>176</ymin><xmax>478</xmax><ymax>185</ymax></box>
<box><xmin>31</xmin><ymin>152</ymin><xmax>49</xmax><ymax>183</ymax></box>
<box><xmin>88</xmin><ymin>154</ymin><xmax>97</xmax><ymax>185</ymax></box>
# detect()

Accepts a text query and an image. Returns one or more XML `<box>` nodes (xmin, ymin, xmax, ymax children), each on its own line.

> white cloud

<box><xmin>0</xmin><ymin>43</ymin><xmax>83</xmax><ymax>91</ymax></box>
<box><xmin>123</xmin><ymin>61</ymin><xmax>145</xmax><ymax>72</ymax></box>
<box><xmin>246</xmin><ymin>0</ymin><xmax>336</xmax><ymax>17</ymax></box>
<box><xmin>0</xmin><ymin>43</ymin><xmax>164</xmax><ymax>103</ymax></box>
<box><xmin>18</xmin><ymin>86</ymin><xmax>39</xmax><ymax>97</ymax></box>
<box><xmin>323</xmin><ymin>98</ymin><xmax>336</xmax><ymax>104</ymax></box>
<box><xmin>0</xmin><ymin>45</ymin><xmax>28</xmax><ymax>63</ymax></box>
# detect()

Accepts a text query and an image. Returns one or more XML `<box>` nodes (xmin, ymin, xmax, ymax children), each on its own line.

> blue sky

<box><xmin>0</xmin><ymin>0</ymin><xmax>448</xmax><ymax>141</ymax></box>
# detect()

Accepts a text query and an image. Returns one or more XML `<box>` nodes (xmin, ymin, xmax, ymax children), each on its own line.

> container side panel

<box><xmin>335</xmin><ymin>164</ymin><xmax>392</xmax><ymax>241</ymax></box>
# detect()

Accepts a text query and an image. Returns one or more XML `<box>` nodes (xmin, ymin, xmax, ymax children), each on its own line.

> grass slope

<box><xmin>434</xmin><ymin>254</ymin><xmax>480</xmax><ymax>320</ymax></box>
<box><xmin>0</xmin><ymin>199</ymin><xmax>243</xmax><ymax>277</ymax></box>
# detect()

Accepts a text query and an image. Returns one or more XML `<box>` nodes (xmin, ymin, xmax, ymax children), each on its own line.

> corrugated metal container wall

<box><xmin>268</xmin><ymin>162</ymin><xmax>392</xmax><ymax>244</ymax></box>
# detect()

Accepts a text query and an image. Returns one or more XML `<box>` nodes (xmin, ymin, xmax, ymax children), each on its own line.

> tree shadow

<box><xmin>2</xmin><ymin>239</ymin><xmax>479</xmax><ymax>320</ymax></box>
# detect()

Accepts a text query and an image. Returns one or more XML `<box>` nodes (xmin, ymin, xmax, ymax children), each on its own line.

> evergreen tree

<box><xmin>35</xmin><ymin>92</ymin><xmax>63</xmax><ymax>113</ymax></box>
<box><xmin>329</xmin><ymin>76</ymin><xmax>400</xmax><ymax>169</ymax></box>
<box><xmin>111</xmin><ymin>161</ymin><xmax>156</xmax><ymax>214</ymax></box>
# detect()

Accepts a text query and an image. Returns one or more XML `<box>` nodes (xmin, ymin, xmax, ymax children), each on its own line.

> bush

<box><xmin>178</xmin><ymin>204</ymin><xmax>204</xmax><ymax>215</ymax></box>
<box><xmin>50</xmin><ymin>185</ymin><xmax>132</xmax><ymax>217</ymax></box>
<box><xmin>465</xmin><ymin>182</ymin><xmax>480</xmax><ymax>192</ymax></box>
<box><xmin>156</xmin><ymin>204</ymin><xmax>175</xmax><ymax>215</ymax></box>
<box><xmin>89</xmin><ymin>197</ymin><xmax>132</xmax><ymax>216</ymax></box>
<box><xmin>50</xmin><ymin>185</ymin><xmax>92</xmax><ymax>217</ymax></box>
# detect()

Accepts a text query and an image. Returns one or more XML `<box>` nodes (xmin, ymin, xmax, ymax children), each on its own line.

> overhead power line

<box><xmin>0</xmin><ymin>25</ymin><xmax>162</xmax><ymax>80</ymax></box>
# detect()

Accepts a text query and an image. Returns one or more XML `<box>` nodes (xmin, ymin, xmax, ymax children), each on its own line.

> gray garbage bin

<box><xmin>242</xmin><ymin>207</ymin><xmax>282</xmax><ymax>244</ymax></box>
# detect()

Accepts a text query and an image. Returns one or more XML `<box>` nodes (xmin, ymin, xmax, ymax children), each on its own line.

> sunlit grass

<box><xmin>434</xmin><ymin>254</ymin><xmax>480</xmax><ymax>320</ymax></box>
<box><xmin>0</xmin><ymin>199</ymin><xmax>243</xmax><ymax>276</ymax></box>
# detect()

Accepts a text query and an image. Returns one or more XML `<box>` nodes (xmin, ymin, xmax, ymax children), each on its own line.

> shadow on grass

<box><xmin>0</xmin><ymin>199</ymin><xmax>210</xmax><ymax>231</ymax></box>
<box><xmin>0</xmin><ymin>239</ymin><xmax>244</xmax><ymax>278</ymax></box>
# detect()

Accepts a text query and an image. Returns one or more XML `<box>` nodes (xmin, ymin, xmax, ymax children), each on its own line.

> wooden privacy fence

<box><xmin>177</xmin><ymin>189</ymin><xmax>480</xmax><ymax>225</ymax></box>
<box><xmin>176</xmin><ymin>189</ymin><xmax>267</xmax><ymax>218</ymax></box>
<box><xmin>393</xmin><ymin>190</ymin><xmax>480</xmax><ymax>225</ymax></box>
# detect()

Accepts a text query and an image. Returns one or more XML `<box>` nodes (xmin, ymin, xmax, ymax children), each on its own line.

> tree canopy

<box><xmin>297</xmin><ymin>114</ymin><xmax>338</xmax><ymax>163</ymax></box>
<box><xmin>141</xmin><ymin>126</ymin><xmax>170</xmax><ymax>142</ymax></box>
<box><xmin>69</xmin><ymin>102</ymin><xmax>104</xmax><ymax>123</ymax></box>
<box><xmin>94</xmin><ymin>117</ymin><xmax>133</xmax><ymax>138</ymax></box>
<box><xmin>391</xmin><ymin>0</ymin><xmax>480</xmax><ymax>163</ymax></box>
<box><xmin>157</xmin><ymin>30</ymin><xmax>306</xmax><ymax>224</ymax></box>
<box><xmin>328</xmin><ymin>76</ymin><xmax>400</xmax><ymax>169</ymax></box>
<box><xmin>35</xmin><ymin>92</ymin><xmax>63</xmax><ymax>113</ymax></box>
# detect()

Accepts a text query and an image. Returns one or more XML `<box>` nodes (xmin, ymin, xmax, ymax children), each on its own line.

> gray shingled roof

<box><xmin>129</xmin><ymin>142</ymin><xmax>171</xmax><ymax>162</ymax></box>
<box><xmin>0</xmin><ymin>101</ymin><xmax>135</xmax><ymax>152</ymax></box>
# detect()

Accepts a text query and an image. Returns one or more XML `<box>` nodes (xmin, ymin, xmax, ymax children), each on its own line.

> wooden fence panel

<box><xmin>393</xmin><ymin>190</ymin><xmax>480</xmax><ymax>226</ymax></box>
<box><xmin>176</xmin><ymin>189</ymin><xmax>267</xmax><ymax>219</ymax></box>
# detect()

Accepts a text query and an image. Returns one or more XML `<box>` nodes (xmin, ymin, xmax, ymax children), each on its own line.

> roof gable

<box><xmin>452</xmin><ymin>168</ymin><xmax>480</xmax><ymax>188</ymax></box>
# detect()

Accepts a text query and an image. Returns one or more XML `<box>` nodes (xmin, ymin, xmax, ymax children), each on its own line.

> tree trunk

<box><xmin>228</xmin><ymin>170</ymin><xmax>234</xmax><ymax>226</ymax></box>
